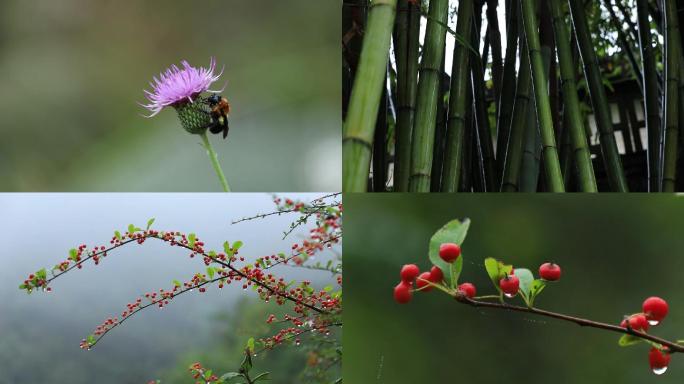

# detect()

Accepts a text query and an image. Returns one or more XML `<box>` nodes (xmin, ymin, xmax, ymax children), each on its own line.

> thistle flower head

<box><xmin>141</xmin><ymin>57</ymin><xmax>223</xmax><ymax>117</ymax></box>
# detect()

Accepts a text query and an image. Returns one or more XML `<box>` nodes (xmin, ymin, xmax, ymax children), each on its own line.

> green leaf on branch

<box><xmin>128</xmin><ymin>224</ymin><xmax>135</xmax><ymax>234</ymax></box>
<box><xmin>207</xmin><ymin>267</ymin><xmax>216</xmax><ymax>279</ymax></box>
<box><xmin>223</xmin><ymin>241</ymin><xmax>232</xmax><ymax>256</ymax></box>
<box><xmin>246</xmin><ymin>337</ymin><xmax>255</xmax><ymax>353</ymax></box>
<box><xmin>428</xmin><ymin>218</ymin><xmax>470</xmax><ymax>287</ymax></box>
<box><xmin>188</xmin><ymin>233</ymin><xmax>196</xmax><ymax>249</ymax></box>
<box><xmin>36</xmin><ymin>268</ymin><xmax>47</xmax><ymax>280</ymax></box>
<box><xmin>172</xmin><ymin>279</ymin><xmax>181</xmax><ymax>288</ymax></box>
<box><xmin>86</xmin><ymin>334</ymin><xmax>96</xmax><ymax>345</ymax></box>
<box><xmin>529</xmin><ymin>279</ymin><xmax>546</xmax><ymax>304</ymax></box>
<box><xmin>69</xmin><ymin>248</ymin><xmax>78</xmax><ymax>261</ymax></box>
<box><xmin>146</xmin><ymin>218</ymin><xmax>155</xmax><ymax>230</ymax></box>
<box><xmin>513</xmin><ymin>268</ymin><xmax>534</xmax><ymax>299</ymax></box>
<box><xmin>253</xmin><ymin>372</ymin><xmax>270</xmax><ymax>382</ymax></box>
<box><xmin>618</xmin><ymin>334</ymin><xmax>643</xmax><ymax>347</ymax></box>
<box><xmin>484</xmin><ymin>257</ymin><xmax>513</xmax><ymax>292</ymax></box>
<box><xmin>114</xmin><ymin>231</ymin><xmax>121</xmax><ymax>241</ymax></box>
<box><xmin>232</xmin><ymin>240</ymin><xmax>244</xmax><ymax>251</ymax></box>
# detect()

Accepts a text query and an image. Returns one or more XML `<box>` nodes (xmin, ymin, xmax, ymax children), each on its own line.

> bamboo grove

<box><xmin>342</xmin><ymin>0</ymin><xmax>684</xmax><ymax>192</ymax></box>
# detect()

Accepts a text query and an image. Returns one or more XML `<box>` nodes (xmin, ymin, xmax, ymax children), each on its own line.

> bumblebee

<box><xmin>206</xmin><ymin>93</ymin><xmax>230</xmax><ymax>139</ymax></box>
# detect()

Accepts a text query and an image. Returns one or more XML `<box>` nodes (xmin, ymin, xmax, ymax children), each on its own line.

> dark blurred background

<box><xmin>0</xmin><ymin>1</ymin><xmax>340</xmax><ymax>191</ymax></box>
<box><xmin>0</xmin><ymin>193</ymin><xmax>340</xmax><ymax>383</ymax></box>
<box><xmin>345</xmin><ymin>195</ymin><xmax>684</xmax><ymax>383</ymax></box>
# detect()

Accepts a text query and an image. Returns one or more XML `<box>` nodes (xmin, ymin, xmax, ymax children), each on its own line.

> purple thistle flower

<box><xmin>141</xmin><ymin>57</ymin><xmax>224</xmax><ymax>117</ymax></box>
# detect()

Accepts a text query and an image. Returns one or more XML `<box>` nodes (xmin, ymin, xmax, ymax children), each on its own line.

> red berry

<box><xmin>400</xmin><ymin>264</ymin><xmax>420</xmax><ymax>282</ymax></box>
<box><xmin>499</xmin><ymin>275</ymin><xmax>519</xmax><ymax>296</ymax></box>
<box><xmin>649</xmin><ymin>347</ymin><xmax>671</xmax><ymax>372</ymax></box>
<box><xmin>439</xmin><ymin>243</ymin><xmax>461</xmax><ymax>263</ymax></box>
<box><xmin>429</xmin><ymin>266</ymin><xmax>444</xmax><ymax>283</ymax></box>
<box><xmin>415</xmin><ymin>272</ymin><xmax>433</xmax><ymax>292</ymax></box>
<box><xmin>393</xmin><ymin>281</ymin><xmax>412</xmax><ymax>304</ymax></box>
<box><xmin>458</xmin><ymin>283</ymin><xmax>476</xmax><ymax>298</ymax></box>
<box><xmin>642</xmin><ymin>297</ymin><xmax>669</xmax><ymax>324</ymax></box>
<box><xmin>621</xmin><ymin>314</ymin><xmax>649</xmax><ymax>332</ymax></box>
<box><xmin>539</xmin><ymin>262</ymin><xmax>561</xmax><ymax>281</ymax></box>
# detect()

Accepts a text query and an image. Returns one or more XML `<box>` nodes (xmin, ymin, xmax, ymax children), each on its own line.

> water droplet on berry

<box><xmin>504</xmin><ymin>293</ymin><xmax>515</xmax><ymax>298</ymax></box>
<box><xmin>648</xmin><ymin>319</ymin><xmax>659</xmax><ymax>326</ymax></box>
<box><xmin>652</xmin><ymin>367</ymin><xmax>667</xmax><ymax>375</ymax></box>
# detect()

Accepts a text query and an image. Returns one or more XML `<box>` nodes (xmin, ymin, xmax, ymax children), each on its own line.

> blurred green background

<box><xmin>345</xmin><ymin>194</ymin><xmax>684</xmax><ymax>383</ymax></box>
<box><xmin>0</xmin><ymin>1</ymin><xmax>340</xmax><ymax>191</ymax></box>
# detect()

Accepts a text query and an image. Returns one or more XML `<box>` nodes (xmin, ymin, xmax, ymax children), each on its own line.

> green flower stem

<box><xmin>200</xmin><ymin>132</ymin><xmax>231</xmax><ymax>192</ymax></box>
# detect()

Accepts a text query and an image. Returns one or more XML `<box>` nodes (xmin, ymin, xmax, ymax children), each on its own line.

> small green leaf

<box><xmin>618</xmin><ymin>334</ymin><xmax>642</xmax><ymax>347</ymax></box>
<box><xmin>146</xmin><ymin>218</ymin><xmax>155</xmax><ymax>230</ymax></box>
<box><xmin>449</xmin><ymin>256</ymin><xmax>463</xmax><ymax>287</ymax></box>
<box><xmin>220</xmin><ymin>372</ymin><xmax>241</xmax><ymax>380</ymax></box>
<box><xmin>205</xmin><ymin>369</ymin><xmax>213</xmax><ymax>378</ymax></box>
<box><xmin>232</xmin><ymin>241</ymin><xmax>244</xmax><ymax>250</ymax></box>
<box><xmin>128</xmin><ymin>224</ymin><xmax>135</xmax><ymax>234</ymax></box>
<box><xmin>428</xmin><ymin>218</ymin><xmax>470</xmax><ymax>287</ymax></box>
<box><xmin>323</xmin><ymin>285</ymin><xmax>333</xmax><ymax>292</ymax></box>
<box><xmin>207</xmin><ymin>267</ymin><xmax>215</xmax><ymax>280</ymax></box>
<box><xmin>247</xmin><ymin>337</ymin><xmax>255</xmax><ymax>353</ymax></box>
<box><xmin>223</xmin><ymin>241</ymin><xmax>233</xmax><ymax>256</ymax></box>
<box><xmin>173</xmin><ymin>279</ymin><xmax>181</xmax><ymax>288</ymax></box>
<box><xmin>114</xmin><ymin>231</ymin><xmax>121</xmax><ymax>241</ymax></box>
<box><xmin>484</xmin><ymin>257</ymin><xmax>500</xmax><ymax>289</ymax></box>
<box><xmin>87</xmin><ymin>334</ymin><xmax>96</xmax><ymax>345</ymax></box>
<box><xmin>513</xmin><ymin>268</ymin><xmax>534</xmax><ymax>299</ymax></box>
<box><xmin>69</xmin><ymin>248</ymin><xmax>78</xmax><ymax>261</ymax></box>
<box><xmin>36</xmin><ymin>268</ymin><xmax>47</xmax><ymax>280</ymax></box>
<box><xmin>530</xmin><ymin>279</ymin><xmax>546</xmax><ymax>299</ymax></box>
<box><xmin>252</xmin><ymin>372</ymin><xmax>270</xmax><ymax>382</ymax></box>
<box><xmin>188</xmin><ymin>233</ymin><xmax>196</xmax><ymax>248</ymax></box>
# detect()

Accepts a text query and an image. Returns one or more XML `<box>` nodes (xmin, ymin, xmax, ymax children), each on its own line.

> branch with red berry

<box><xmin>20</xmin><ymin>194</ymin><xmax>342</xmax><ymax>383</ymax></box>
<box><xmin>393</xmin><ymin>218</ymin><xmax>682</xmax><ymax>375</ymax></box>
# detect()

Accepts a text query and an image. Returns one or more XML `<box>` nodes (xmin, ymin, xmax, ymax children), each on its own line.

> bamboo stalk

<box><xmin>520</xmin><ymin>86</ymin><xmax>542</xmax><ymax>191</ymax></box>
<box><xmin>487</xmin><ymin>0</ymin><xmax>504</xmax><ymax>111</ymax></box>
<box><xmin>662</xmin><ymin>0</ymin><xmax>681</xmax><ymax>192</ymax></box>
<box><xmin>501</xmin><ymin>37</ymin><xmax>532</xmax><ymax>192</ymax></box>
<box><xmin>372</xmin><ymin>75</ymin><xmax>388</xmax><ymax>191</ymax></box>
<box><xmin>470</xmin><ymin>14</ymin><xmax>498</xmax><ymax>191</ymax></box>
<box><xmin>520</xmin><ymin>0</ymin><xmax>565</xmax><ymax>192</ymax></box>
<box><xmin>393</xmin><ymin>0</ymin><xmax>420</xmax><ymax>191</ymax></box>
<box><xmin>430</xmin><ymin>63</ymin><xmax>449</xmax><ymax>192</ymax></box>
<box><xmin>549</xmin><ymin>0</ymin><xmax>597</xmax><ymax>192</ymax></box>
<box><xmin>441</xmin><ymin>0</ymin><xmax>474</xmax><ymax>192</ymax></box>
<box><xmin>636</xmin><ymin>0</ymin><xmax>663</xmax><ymax>192</ymax></box>
<box><xmin>343</xmin><ymin>0</ymin><xmax>397</xmax><ymax>192</ymax></box>
<box><xmin>568</xmin><ymin>0</ymin><xmax>629</xmax><ymax>192</ymax></box>
<box><xmin>408</xmin><ymin>0</ymin><xmax>450</xmax><ymax>192</ymax></box>
<box><xmin>495</xmin><ymin>0</ymin><xmax>519</xmax><ymax>181</ymax></box>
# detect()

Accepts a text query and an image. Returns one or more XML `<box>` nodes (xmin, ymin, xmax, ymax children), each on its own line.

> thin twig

<box><xmin>452</xmin><ymin>292</ymin><xmax>684</xmax><ymax>353</ymax></box>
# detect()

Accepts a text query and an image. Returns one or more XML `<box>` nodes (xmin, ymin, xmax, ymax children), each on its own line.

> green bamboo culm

<box><xmin>342</xmin><ymin>0</ymin><xmax>397</xmax><ymax>192</ymax></box>
<box><xmin>470</xmin><ymin>17</ymin><xmax>498</xmax><ymax>191</ymax></box>
<box><xmin>519</xmin><ymin>0</ymin><xmax>565</xmax><ymax>192</ymax></box>
<box><xmin>662</xmin><ymin>0</ymin><xmax>681</xmax><ymax>192</ymax></box>
<box><xmin>549</xmin><ymin>0</ymin><xmax>597</xmax><ymax>192</ymax></box>
<box><xmin>635</xmin><ymin>0</ymin><xmax>662</xmax><ymax>192</ymax></box>
<box><xmin>495</xmin><ymin>0</ymin><xmax>519</xmax><ymax>180</ymax></box>
<box><xmin>440</xmin><ymin>0</ymin><xmax>474</xmax><ymax>192</ymax></box>
<box><xmin>393</xmin><ymin>0</ymin><xmax>420</xmax><ymax>191</ymax></box>
<box><xmin>486</xmin><ymin>0</ymin><xmax>504</xmax><ymax>109</ymax></box>
<box><xmin>501</xmin><ymin>37</ymin><xmax>532</xmax><ymax>192</ymax></box>
<box><xmin>408</xmin><ymin>0</ymin><xmax>450</xmax><ymax>192</ymax></box>
<box><xmin>568</xmin><ymin>0</ymin><xmax>628</xmax><ymax>192</ymax></box>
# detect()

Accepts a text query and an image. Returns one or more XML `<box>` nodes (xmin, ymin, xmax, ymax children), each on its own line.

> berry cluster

<box><xmin>394</xmin><ymin>243</ymin><xmax>477</xmax><ymax>303</ymax></box>
<box><xmin>620</xmin><ymin>297</ymin><xmax>671</xmax><ymax>374</ymax></box>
